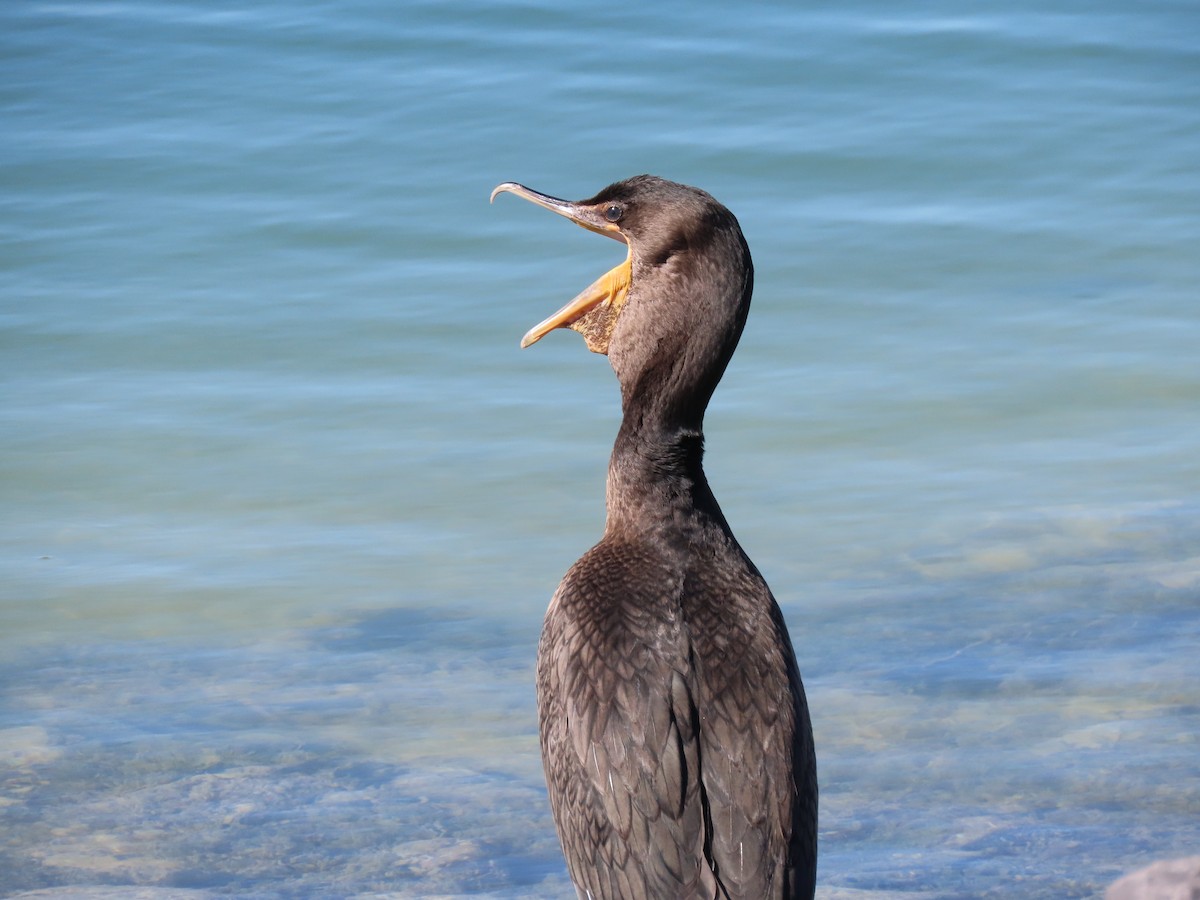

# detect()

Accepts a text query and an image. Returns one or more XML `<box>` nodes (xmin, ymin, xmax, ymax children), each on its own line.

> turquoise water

<box><xmin>2</xmin><ymin>1</ymin><xmax>1198</xmax><ymax>896</ymax></box>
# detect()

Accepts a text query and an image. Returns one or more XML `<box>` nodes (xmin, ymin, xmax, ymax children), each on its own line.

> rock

<box><xmin>1106</xmin><ymin>856</ymin><xmax>1200</xmax><ymax>900</ymax></box>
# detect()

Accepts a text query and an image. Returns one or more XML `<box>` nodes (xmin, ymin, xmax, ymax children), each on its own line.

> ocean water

<box><xmin>2</xmin><ymin>1</ymin><xmax>1198</xmax><ymax>897</ymax></box>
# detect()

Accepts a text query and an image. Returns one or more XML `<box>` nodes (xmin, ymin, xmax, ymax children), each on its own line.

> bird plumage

<box><xmin>496</xmin><ymin>175</ymin><xmax>817</xmax><ymax>899</ymax></box>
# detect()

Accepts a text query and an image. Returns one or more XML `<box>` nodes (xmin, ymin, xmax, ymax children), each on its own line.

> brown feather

<box><xmin>515</xmin><ymin>175</ymin><xmax>818</xmax><ymax>899</ymax></box>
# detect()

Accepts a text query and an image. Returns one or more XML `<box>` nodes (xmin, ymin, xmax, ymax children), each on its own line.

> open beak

<box><xmin>491</xmin><ymin>182</ymin><xmax>632</xmax><ymax>354</ymax></box>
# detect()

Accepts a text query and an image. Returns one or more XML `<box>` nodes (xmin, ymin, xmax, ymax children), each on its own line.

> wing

<box><xmin>537</xmin><ymin>538</ymin><xmax>818</xmax><ymax>900</ymax></box>
<box><xmin>537</xmin><ymin>540</ymin><xmax>720</xmax><ymax>900</ymax></box>
<box><xmin>686</xmin><ymin>551</ymin><xmax>818</xmax><ymax>899</ymax></box>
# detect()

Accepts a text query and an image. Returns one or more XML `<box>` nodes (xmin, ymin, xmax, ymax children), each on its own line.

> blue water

<box><xmin>2</xmin><ymin>1</ymin><xmax>1198</xmax><ymax>897</ymax></box>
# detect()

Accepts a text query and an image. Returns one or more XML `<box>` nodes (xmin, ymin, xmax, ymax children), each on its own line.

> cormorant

<box><xmin>492</xmin><ymin>175</ymin><xmax>817</xmax><ymax>899</ymax></box>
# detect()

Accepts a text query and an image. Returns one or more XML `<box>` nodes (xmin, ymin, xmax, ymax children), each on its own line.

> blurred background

<box><xmin>2</xmin><ymin>1</ymin><xmax>1197</xmax><ymax>896</ymax></box>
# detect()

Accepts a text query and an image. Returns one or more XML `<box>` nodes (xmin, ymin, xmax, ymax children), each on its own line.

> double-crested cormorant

<box><xmin>492</xmin><ymin>175</ymin><xmax>817</xmax><ymax>899</ymax></box>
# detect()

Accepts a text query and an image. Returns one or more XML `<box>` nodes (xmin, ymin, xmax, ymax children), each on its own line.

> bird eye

<box><xmin>604</xmin><ymin>204</ymin><xmax>623</xmax><ymax>223</ymax></box>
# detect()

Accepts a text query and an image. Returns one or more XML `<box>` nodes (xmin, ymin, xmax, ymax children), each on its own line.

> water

<box><xmin>2</xmin><ymin>1</ymin><xmax>1198</xmax><ymax>896</ymax></box>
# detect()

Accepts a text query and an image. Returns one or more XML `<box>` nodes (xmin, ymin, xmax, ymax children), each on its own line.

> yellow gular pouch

<box><xmin>521</xmin><ymin>251</ymin><xmax>632</xmax><ymax>355</ymax></box>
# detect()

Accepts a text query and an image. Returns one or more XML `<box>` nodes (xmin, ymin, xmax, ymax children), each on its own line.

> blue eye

<box><xmin>604</xmin><ymin>204</ymin><xmax>623</xmax><ymax>223</ymax></box>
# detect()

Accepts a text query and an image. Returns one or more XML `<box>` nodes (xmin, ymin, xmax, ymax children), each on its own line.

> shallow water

<box><xmin>2</xmin><ymin>1</ymin><xmax>1199</xmax><ymax>897</ymax></box>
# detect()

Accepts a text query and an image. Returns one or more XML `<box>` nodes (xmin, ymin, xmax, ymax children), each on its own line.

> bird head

<box><xmin>492</xmin><ymin>175</ymin><xmax>753</xmax><ymax>425</ymax></box>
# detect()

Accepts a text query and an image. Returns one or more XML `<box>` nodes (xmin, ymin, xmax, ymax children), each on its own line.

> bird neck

<box><xmin>603</xmin><ymin>413</ymin><xmax>728</xmax><ymax>542</ymax></box>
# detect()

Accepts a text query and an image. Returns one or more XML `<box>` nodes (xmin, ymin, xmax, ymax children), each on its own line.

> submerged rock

<box><xmin>1106</xmin><ymin>857</ymin><xmax>1200</xmax><ymax>900</ymax></box>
